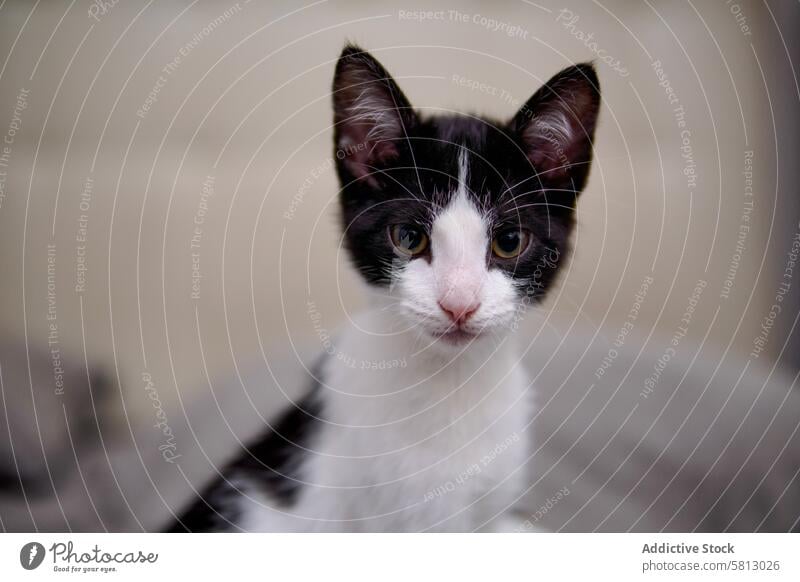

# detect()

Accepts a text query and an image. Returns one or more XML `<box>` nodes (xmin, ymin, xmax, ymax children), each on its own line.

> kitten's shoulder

<box><xmin>165</xmin><ymin>365</ymin><xmax>325</xmax><ymax>532</ymax></box>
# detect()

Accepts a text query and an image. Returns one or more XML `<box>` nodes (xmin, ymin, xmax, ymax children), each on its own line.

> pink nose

<box><xmin>438</xmin><ymin>300</ymin><xmax>480</xmax><ymax>326</ymax></box>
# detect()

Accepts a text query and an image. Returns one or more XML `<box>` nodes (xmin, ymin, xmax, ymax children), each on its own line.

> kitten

<box><xmin>168</xmin><ymin>44</ymin><xmax>600</xmax><ymax>532</ymax></box>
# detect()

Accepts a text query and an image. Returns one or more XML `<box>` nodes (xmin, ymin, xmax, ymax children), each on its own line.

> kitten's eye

<box><xmin>391</xmin><ymin>224</ymin><xmax>428</xmax><ymax>256</ymax></box>
<box><xmin>492</xmin><ymin>229</ymin><xmax>529</xmax><ymax>259</ymax></box>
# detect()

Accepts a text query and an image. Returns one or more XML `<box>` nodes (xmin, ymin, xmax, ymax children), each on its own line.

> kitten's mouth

<box><xmin>432</xmin><ymin>328</ymin><xmax>482</xmax><ymax>345</ymax></box>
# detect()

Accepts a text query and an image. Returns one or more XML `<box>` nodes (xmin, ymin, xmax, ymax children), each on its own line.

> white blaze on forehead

<box><xmin>430</xmin><ymin>149</ymin><xmax>488</xmax><ymax>304</ymax></box>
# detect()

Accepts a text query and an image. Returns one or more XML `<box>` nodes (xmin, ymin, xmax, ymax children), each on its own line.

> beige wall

<box><xmin>0</xmin><ymin>0</ymin><xmax>797</xmax><ymax>419</ymax></box>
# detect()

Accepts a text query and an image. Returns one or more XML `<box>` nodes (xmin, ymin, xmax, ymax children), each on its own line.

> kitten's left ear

<box><xmin>332</xmin><ymin>44</ymin><xmax>417</xmax><ymax>185</ymax></box>
<box><xmin>510</xmin><ymin>63</ymin><xmax>600</xmax><ymax>190</ymax></box>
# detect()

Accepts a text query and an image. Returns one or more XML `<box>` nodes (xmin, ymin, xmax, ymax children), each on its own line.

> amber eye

<box><xmin>492</xmin><ymin>229</ymin><xmax>529</xmax><ymax>259</ymax></box>
<box><xmin>390</xmin><ymin>224</ymin><xmax>428</xmax><ymax>256</ymax></box>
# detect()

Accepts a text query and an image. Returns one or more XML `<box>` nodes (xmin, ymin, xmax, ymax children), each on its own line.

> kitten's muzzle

<box><xmin>438</xmin><ymin>299</ymin><xmax>481</xmax><ymax>327</ymax></box>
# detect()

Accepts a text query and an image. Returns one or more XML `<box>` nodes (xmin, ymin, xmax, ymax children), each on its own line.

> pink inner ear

<box><xmin>524</xmin><ymin>108</ymin><xmax>588</xmax><ymax>179</ymax></box>
<box><xmin>333</xmin><ymin>47</ymin><xmax>418</xmax><ymax>184</ymax></box>
<box><xmin>513</xmin><ymin>64</ymin><xmax>599</xmax><ymax>182</ymax></box>
<box><xmin>337</xmin><ymin>125</ymin><xmax>401</xmax><ymax>183</ymax></box>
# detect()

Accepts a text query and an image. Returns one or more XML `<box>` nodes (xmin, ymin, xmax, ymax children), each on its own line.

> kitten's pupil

<box><xmin>494</xmin><ymin>230</ymin><xmax>522</xmax><ymax>256</ymax></box>
<box><xmin>401</xmin><ymin>228</ymin><xmax>416</xmax><ymax>247</ymax></box>
<box><xmin>497</xmin><ymin>231</ymin><xmax>519</xmax><ymax>252</ymax></box>
<box><xmin>392</xmin><ymin>224</ymin><xmax>427</xmax><ymax>255</ymax></box>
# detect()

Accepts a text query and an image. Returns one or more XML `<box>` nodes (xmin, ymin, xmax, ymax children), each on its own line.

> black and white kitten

<box><xmin>169</xmin><ymin>44</ymin><xmax>600</xmax><ymax>532</ymax></box>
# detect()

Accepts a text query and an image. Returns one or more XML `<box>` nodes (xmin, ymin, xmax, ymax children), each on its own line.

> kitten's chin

<box><xmin>431</xmin><ymin>328</ymin><xmax>485</xmax><ymax>346</ymax></box>
<box><xmin>424</xmin><ymin>324</ymin><xmax>514</xmax><ymax>353</ymax></box>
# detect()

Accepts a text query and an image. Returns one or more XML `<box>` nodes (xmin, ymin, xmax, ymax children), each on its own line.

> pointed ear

<box><xmin>332</xmin><ymin>44</ymin><xmax>417</xmax><ymax>184</ymax></box>
<box><xmin>510</xmin><ymin>63</ymin><xmax>600</xmax><ymax>190</ymax></box>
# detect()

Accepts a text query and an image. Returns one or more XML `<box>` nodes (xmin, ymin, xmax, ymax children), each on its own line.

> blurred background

<box><xmin>0</xmin><ymin>0</ymin><xmax>798</xmax><ymax>532</ymax></box>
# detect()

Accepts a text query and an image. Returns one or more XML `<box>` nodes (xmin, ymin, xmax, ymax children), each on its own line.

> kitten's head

<box><xmin>332</xmin><ymin>44</ymin><xmax>600</xmax><ymax>347</ymax></box>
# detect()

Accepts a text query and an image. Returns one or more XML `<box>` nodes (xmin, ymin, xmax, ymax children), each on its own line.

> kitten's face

<box><xmin>332</xmin><ymin>45</ymin><xmax>600</xmax><ymax>347</ymax></box>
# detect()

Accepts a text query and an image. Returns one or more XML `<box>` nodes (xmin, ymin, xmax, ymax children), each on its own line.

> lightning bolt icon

<box><xmin>28</xmin><ymin>545</ymin><xmax>38</xmax><ymax>566</ymax></box>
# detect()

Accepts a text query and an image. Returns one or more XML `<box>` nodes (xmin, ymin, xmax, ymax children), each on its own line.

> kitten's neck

<box><xmin>326</xmin><ymin>301</ymin><xmax>527</xmax><ymax>425</ymax></box>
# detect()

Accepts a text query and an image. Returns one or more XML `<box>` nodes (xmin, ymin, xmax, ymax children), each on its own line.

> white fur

<box><xmin>236</xmin><ymin>151</ymin><xmax>533</xmax><ymax>531</ymax></box>
<box><xmin>397</xmin><ymin>151</ymin><xmax>520</xmax><ymax>341</ymax></box>
<box><xmin>532</xmin><ymin>110</ymin><xmax>573</xmax><ymax>148</ymax></box>
<box><xmin>339</xmin><ymin>71</ymin><xmax>403</xmax><ymax>148</ymax></box>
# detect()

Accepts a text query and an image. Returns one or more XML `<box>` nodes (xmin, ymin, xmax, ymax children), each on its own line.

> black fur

<box><xmin>333</xmin><ymin>44</ymin><xmax>600</xmax><ymax>300</ymax></box>
<box><xmin>166</xmin><ymin>377</ymin><xmax>323</xmax><ymax>532</ymax></box>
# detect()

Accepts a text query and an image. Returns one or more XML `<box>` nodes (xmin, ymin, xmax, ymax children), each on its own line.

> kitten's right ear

<box><xmin>332</xmin><ymin>44</ymin><xmax>416</xmax><ymax>185</ymax></box>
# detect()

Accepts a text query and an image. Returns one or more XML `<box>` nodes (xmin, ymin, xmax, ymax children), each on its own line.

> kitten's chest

<box><xmin>322</xmin><ymin>345</ymin><xmax>530</xmax><ymax>450</ymax></box>
<box><xmin>308</xmin><ymin>346</ymin><xmax>532</xmax><ymax>530</ymax></box>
